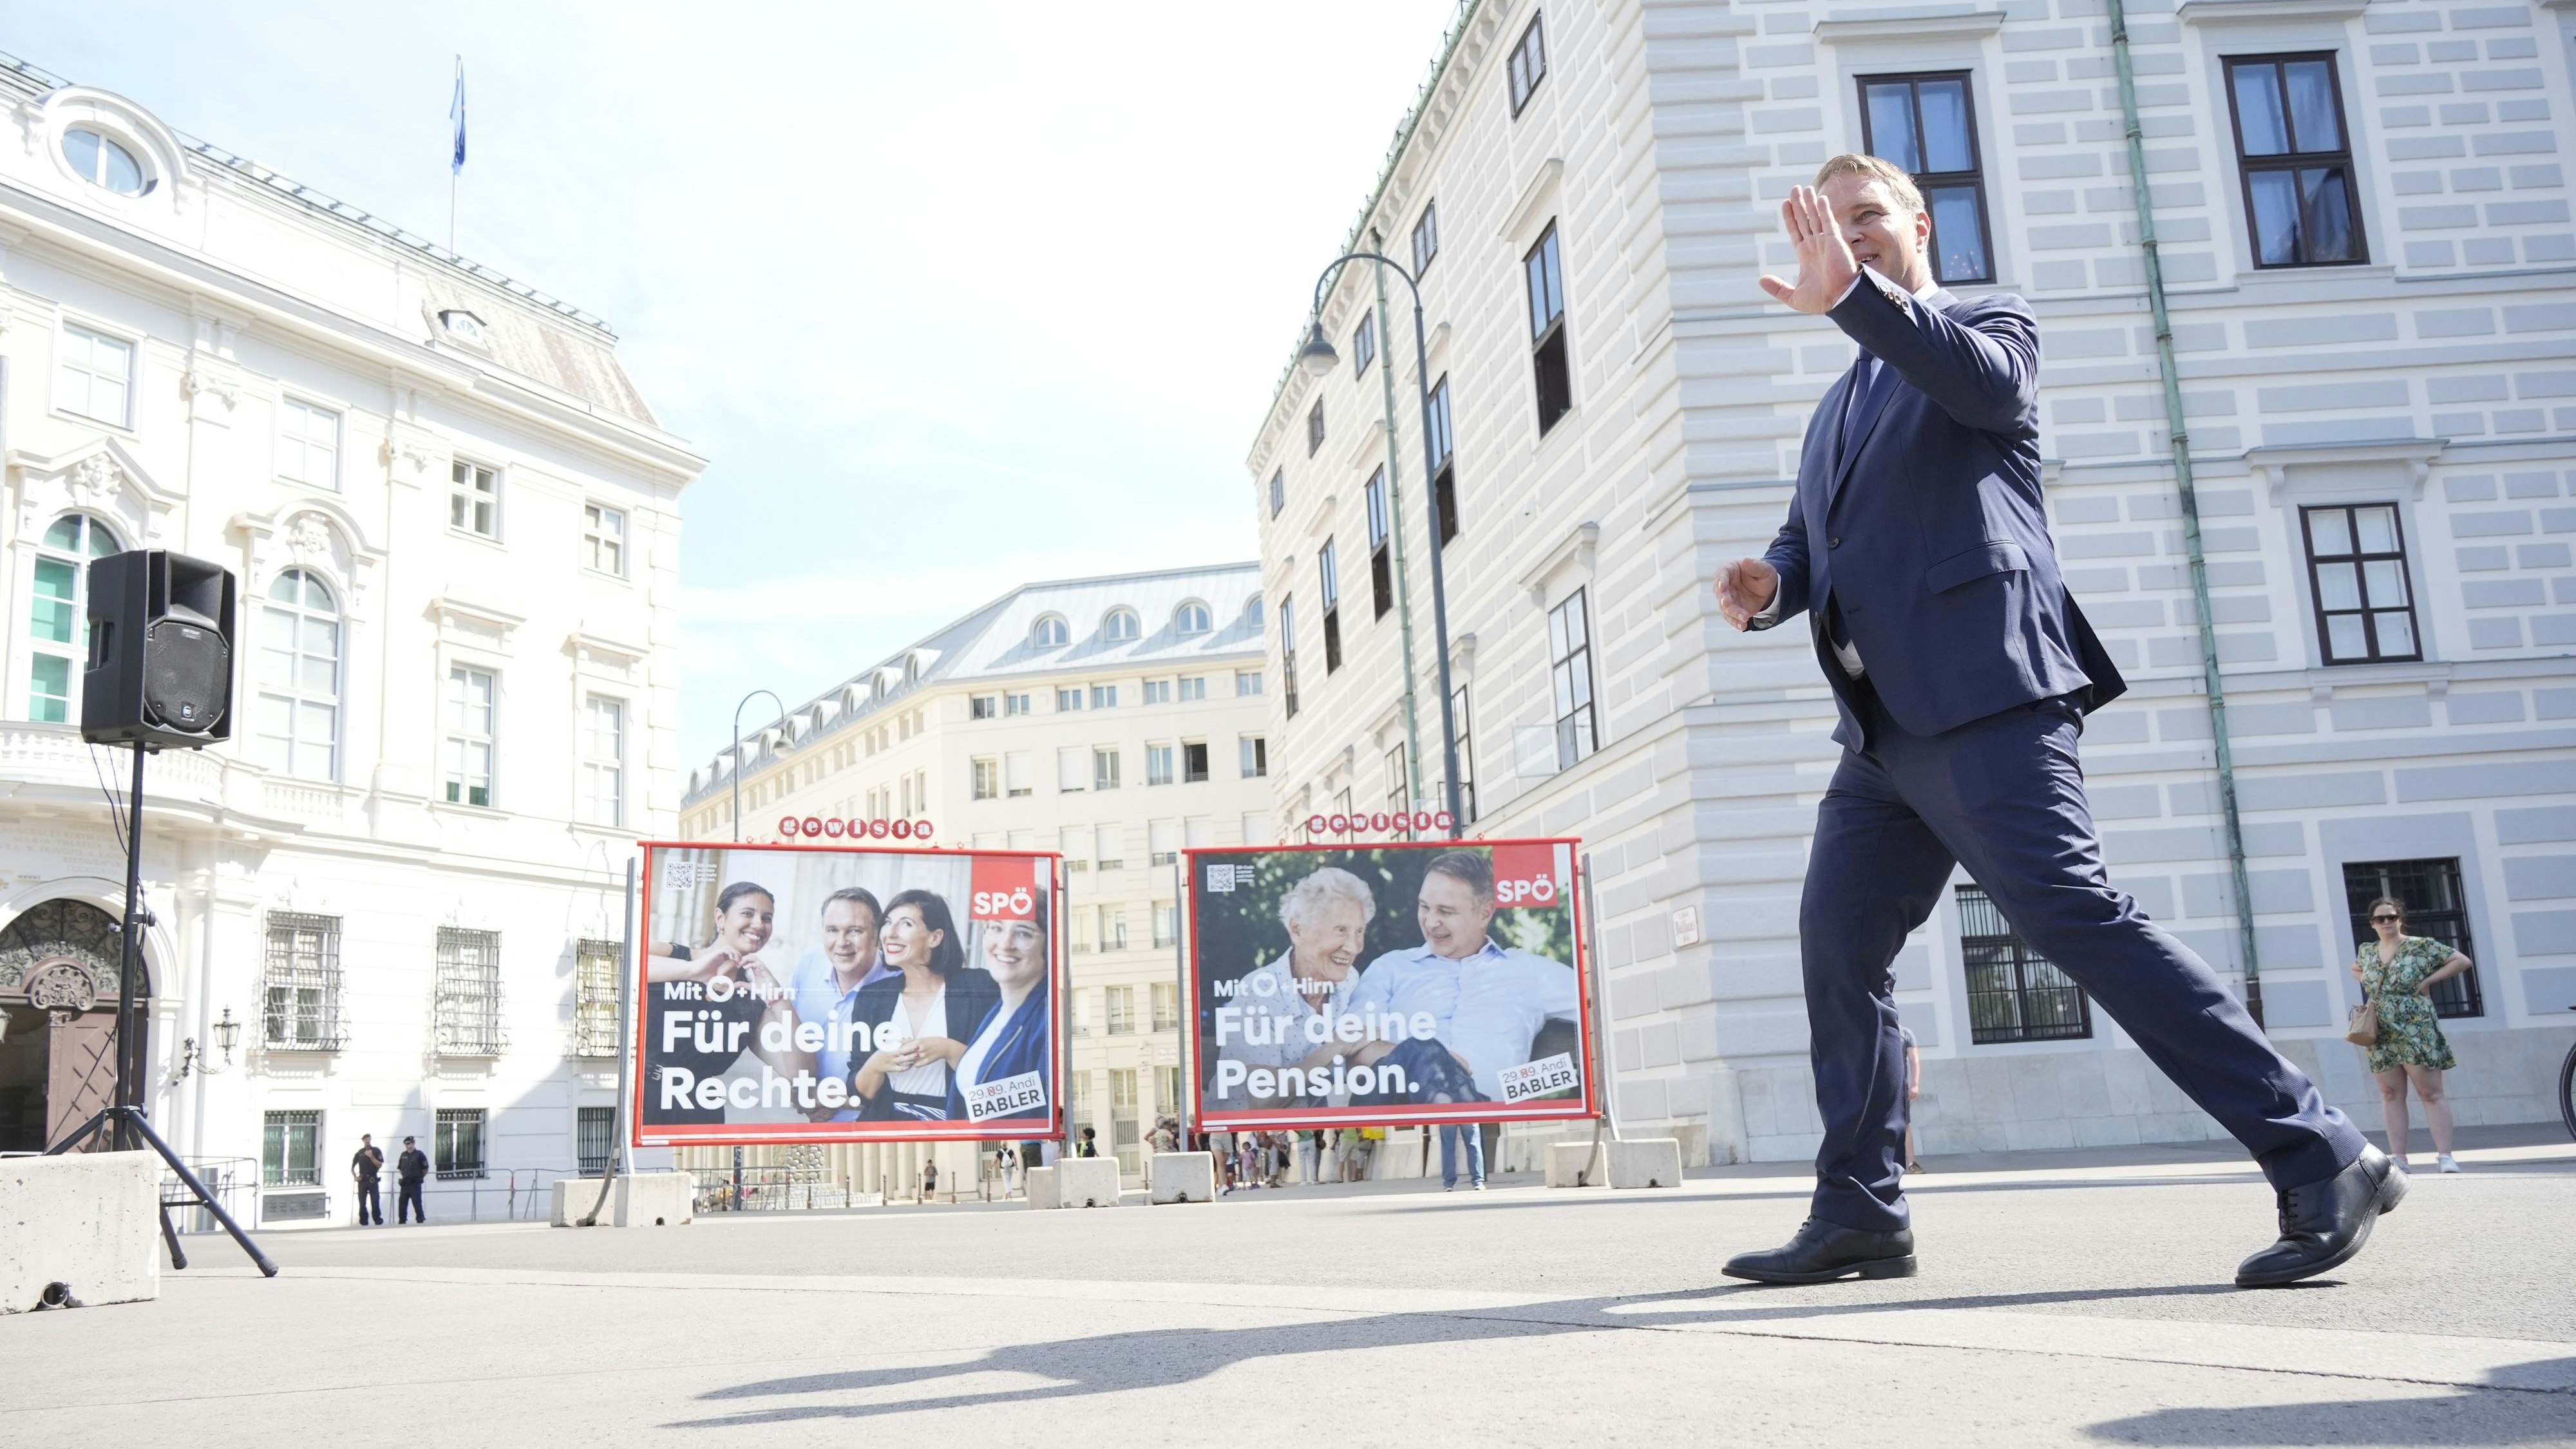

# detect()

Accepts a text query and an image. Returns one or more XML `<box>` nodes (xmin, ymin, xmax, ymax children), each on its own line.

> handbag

<box><xmin>2344</xmin><ymin>992</ymin><xmax>2379</xmax><ymax>1047</ymax></box>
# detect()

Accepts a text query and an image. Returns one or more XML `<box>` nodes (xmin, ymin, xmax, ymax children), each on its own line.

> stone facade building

<box><xmin>0</xmin><ymin>55</ymin><xmax>700</xmax><ymax>1222</ymax></box>
<box><xmin>1246</xmin><ymin>0</ymin><xmax>2576</xmax><ymax>1166</ymax></box>
<box><xmin>676</xmin><ymin>562</ymin><xmax>1273</xmax><ymax>1193</ymax></box>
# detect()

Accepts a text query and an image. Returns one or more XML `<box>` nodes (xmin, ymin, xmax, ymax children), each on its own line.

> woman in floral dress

<box><xmin>2353</xmin><ymin>896</ymin><xmax>2474</xmax><ymax>1173</ymax></box>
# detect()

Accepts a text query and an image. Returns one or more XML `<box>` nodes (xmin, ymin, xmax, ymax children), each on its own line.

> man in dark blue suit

<box><xmin>1713</xmin><ymin>156</ymin><xmax>2400</xmax><ymax>1289</ymax></box>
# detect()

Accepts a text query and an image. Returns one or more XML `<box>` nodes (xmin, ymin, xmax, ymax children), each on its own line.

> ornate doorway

<box><xmin>0</xmin><ymin>900</ymin><xmax>146</xmax><ymax>1153</ymax></box>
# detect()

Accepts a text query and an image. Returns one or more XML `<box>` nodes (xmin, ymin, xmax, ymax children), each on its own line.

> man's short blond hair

<box><xmin>1814</xmin><ymin>153</ymin><xmax>1924</xmax><ymax>214</ymax></box>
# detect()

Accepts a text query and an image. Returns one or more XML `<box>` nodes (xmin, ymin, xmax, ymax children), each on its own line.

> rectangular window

<box><xmin>2302</xmin><ymin>504</ymin><xmax>2420</xmax><ymax>664</ymax></box>
<box><xmin>1100</xmin><ymin>904</ymin><xmax>1128</xmax><ymax>950</ymax></box>
<box><xmin>263</xmin><ymin>912</ymin><xmax>345</xmax><ymax>1051</ymax></box>
<box><xmin>1005</xmin><ymin>751</ymin><xmax>1032</xmax><ymax>797</ymax></box>
<box><xmin>1179</xmin><ymin>676</ymin><xmax>1207</xmax><ymax>702</ymax></box>
<box><xmin>1111</xmin><ymin>1067</ymin><xmax>1141</xmax><ymax>1174</ymax></box>
<box><xmin>1157</xmin><ymin>1065</ymin><xmax>1182</xmax><ymax>1114</ymax></box>
<box><xmin>1240</xmin><ymin>734</ymin><xmax>1268</xmax><ymax>779</ymax></box>
<box><xmin>1094</xmin><ymin>746</ymin><xmax>1122</xmax><ymax>791</ymax></box>
<box><xmin>1149</xmin><ymin>819</ymin><xmax>1180</xmax><ymax>867</ymax></box>
<box><xmin>573</xmin><ymin>938</ymin><xmax>621</xmax><ymax>1057</ymax></box>
<box><xmin>1143</xmin><ymin>679</ymin><xmax>1171</xmax><ymax>705</ymax></box>
<box><xmin>1149</xmin><ymin>981</ymin><xmax>1177</xmax><ymax>1032</ymax></box>
<box><xmin>583</xmin><ymin>503</ymin><xmax>626</xmax><ymax>576</ymax></box>
<box><xmin>279</xmin><ymin>399</ymin><xmax>341</xmax><ymax>490</ymax></box>
<box><xmin>1269</xmin><ymin>468</ymin><xmax>1286</xmax><ymax>519</ymax></box>
<box><xmin>578</xmin><ymin>694</ymin><xmax>623</xmax><ymax>828</ymax></box>
<box><xmin>1106</xmin><ymin>985</ymin><xmax>1136</xmax><ymax>1034</ymax></box>
<box><xmin>1385</xmin><ymin>744</ymin><xmax>1408</xmax><ymax>814</ymax></box>
<box><xmin>435</xmin><ymin>1107</ymin><xmax>488</xmax><ymax>1179</ymax></box>
<box><xmin>1509</xmin><ymin>12</ymin><xmax>1548</xmax><ymax>115</ymax></box>
<box><xmin>1318</xmin><ymin>541</ymin><xmax>1343</xmax><ymax>674</ymax></box>
<box><xmin>972</xmin><ymin>757</ymin><xmax>1000</xmax><ymax>799</ymax></box>
<box><xmin>1058</xmin><ymin>746</ymin><xmax>1086</xmax><ymax>792</ymax></box>
<box><xmin>1352</xmin><ymin>310</ymin><xmax>1378</xmax><ymax>379</ymax></box>
<box><xmin>1280</xmin><ymin>596</ymin><xmax>1300</xmax><ymax>720</ymax></box>
<box><xmin>2224</xmin><ymin>53</ymin><xmax>2365</xmax><ymax>267</ymax></box>
<box><xmin>261</xmin><ymin>1110</ymin><xmax>321</xmax><ymax>1186</ymax></box>
<box><xmin>1428</xmin><ymin>377</ymin><xmax>1459</xmax><ymax>544</ymax></box>
<box><xmin>433</xmin><ymin>927</ymin><xmax>505</xmax><ymax>1056</ymax></box>
<box><xmin>1365</xmin><ymin>468</ymin><xmax>1395</xmax><ymax>620</ymax></box>
<box><xmin>58</xmin><ymin>324</ymin><xmax>133</xmax><ymax>426</ymax></box>
<box><xmin>576</xmin><ymin>1106</ymin><xmax>615</xmax><ymax>1177</ymax></box>
<box><xmin>1525</xmin><ymin>225</ymin><xmax>1571</xmax><ymax>434</ymax></box>
<box><xmin>1182</xmin><ymin>741</ymin><xmax>1209</xmax><ymax>784</ymax></box>
<box><xmin>1452</xmin><ymin>685</ymin><xmax>1477</xmax><ymax>827</ymax></box>
<box><xmin>2342</xmin><ymin>859</ymin><xmax>2483</xmax><ymax>1018</ymax></box>
<box><xmin>1061</xmin><ymin>824</ymin><xmax>1094</xmax><ymax>876</ymax></box>
<box><xmin>450</xmin><ymin>460</ymin><xmax>499</xmax><ymax>538</ymax></box>
<box><xmin>1548</xmin><ymin>588</ymin><xmax>1598</xmax><ymax>770</ymax></box>
<box><xmin>1057</xmin><ymin>686</ymin><xmax>1083</xmax><ymax>712</ymax></box>
<box><xmin>443</xmin><ymin>666</ymin><xmax>496</xmax><ymax>807</ymax></box>
<box><xmin>971</xmin><ymin>694</ymin><xmax>997</xmax><ymax>719</ymax></box>
<box><xmin>1958</xmin><ymin>884</ymin><xmax>2092</xmax><ymax>1043</ymax></box>
<box><xmin>1413</xmin><ymin>201</ymin><xmax>1440</xmax><ymax>276</ymax></box>
<box><xmin>1147</xmin><ymin>743</ymin><xmax>1176</xmax><ymax>786</ymax></box>
<box><xmin>1090</xmin><ymin>685</ymin><xmax>1117</xmax><ymax>710</ymax></box>
<box><xmin>1095</xmin><ymin>824</ymin><xmax>1124</xmax><ymax>871</ymax></box>
<box><xmin>1005</xmin><ymin>692</ymin><xmax>1032</xmax><ymax>717</ymax></box>
<box><xmin>1308</xmin><ymin>399</ymin><xmax>1325</xmax><ymax>456</ymax></box>
<box><xmin>1235</xmin><ymin>670</ymin><xmax>1263</xmax><ymax>697</ymax></box>
<box><xmin>1857</xmin><ymin>72</ymin><xmax>1994</xmax><ymax>285</ymax></box>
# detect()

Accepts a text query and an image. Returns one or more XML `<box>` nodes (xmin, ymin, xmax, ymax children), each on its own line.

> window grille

<box><xmin>435</xmin><ymin>1106</ymin><xmax>487</xmax><ymax>1179</ymax></box>
<box><xmin>434</xmin><ymin>927</ymin><xmax>506</xmax><ymax>1056</ymax></box>
<box><xmin>1956</xmin><ymin>884</ymin><xmax>2091</xmax><ymax>1043</ymax></box>
<box><xmin>577</xmin><ymin>1106</ymin><xmax>616</xmax><ymax>1177</ymax></box>
<box><xmin>2341</xmin><ymin>858</ymin><xmax>2483</xmax><ymax>1018</ymax></box>
<box><xmin>263</xmin><ymin>1110</ymin><xmax>321</xmax><ymax>1186</ymax></box>
<box><xmin>573</xmin><ymin>938</ymin><xmax>621</xmax><ymax>1057</ymax></box>
<box><xmin>263</xmin><ymin>912</ymin><xmax>346</xmax><ymax>1050</ymax></box>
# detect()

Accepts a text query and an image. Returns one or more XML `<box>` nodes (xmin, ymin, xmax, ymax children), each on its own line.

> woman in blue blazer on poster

<box><xmin>947</xmin><ymin>898</ymin><xmax>1053</xmax><ymax>1126</ymax></box>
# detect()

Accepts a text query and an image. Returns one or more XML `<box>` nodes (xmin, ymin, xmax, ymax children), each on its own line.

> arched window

<box><xmin>1174</xmin><ymin>600</ymin><xmax>1213</xmax><ymax>636</ymax></box>
<box><xmin>256</xmin><ymin>569</ymin><xmax>340</xmax><ymax>780</ymax></box>
<box><xmin>24</xmin><ymin>514</ymin><xmax>120</xmax><ymax>723</ymax></box>
<box><xmin>62</xmin><ymin>128</ymin><xmax>151</xmax><ymax>196</ymax></box>
<box><xmin>1030</xmin><ymin>614</ymin><xmax>1068</xmax><ymax>649</ymax></box>
<box><xmin>1103</xmin><ymin>608</ymin><xmax>1140</xmax><ymax>643</ymax></box>
<box><xmin>1245</xmin><ymin>594</ymin><xmax>1265</xmax><ymax>629</ymax></box>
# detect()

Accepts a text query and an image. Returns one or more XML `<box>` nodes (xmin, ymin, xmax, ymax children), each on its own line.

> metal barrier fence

<box><xmin>688</xmin><ymin>1165</ymin><xmax>850</xmax><ymax>1213</ymax></box>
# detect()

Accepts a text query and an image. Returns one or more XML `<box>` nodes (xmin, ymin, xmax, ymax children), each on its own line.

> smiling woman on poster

<box><xmin>849</xmin><ymin>890</ymin><xmax>999</xmax><ymax>1121</ymax></box>
<box><xmin>643</xmin><ymin>881</ymin><xmax>779</xmax><ymax>1125</ymax></box>
<box><xmin>946</xmin><ymin>891</ymin><xmax>1052</xmax><ymax>1125</ymax></box>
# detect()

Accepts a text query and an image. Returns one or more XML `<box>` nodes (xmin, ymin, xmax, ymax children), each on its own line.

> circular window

<box><xmin>62</xmin><ymin>128</ymin><xmax>149</xmax><ymax>196</ymax></box>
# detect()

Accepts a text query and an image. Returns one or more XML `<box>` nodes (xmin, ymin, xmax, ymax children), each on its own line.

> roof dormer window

<box><xmin>439</xmin><ymin>309</ymin><xmax>486</xmax><ymax>343</ymax></box>
<box><xmin>62</xmin><ymin>128</ymin><xmax>149</xmax><ymax>196</ymax></box>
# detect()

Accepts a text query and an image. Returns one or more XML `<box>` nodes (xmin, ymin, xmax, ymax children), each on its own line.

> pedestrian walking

<box><xmin>1297</xmin><ymin>1129</ymin><xmax>1321</xmax><ymax>1186</ymax></box>
<box><xmin>1714</xmin><ymin>156</ymin><xmax>2391</xmax><ymax>1289</ymax></box>
<box><xmin>351</xmin><ymin>1134</ymin><xmax>384</xmax><ymax>1226</ymax></box>
<box><xmin>395</xmin><ymin>1135</ymin><xmax>429</xmax><ymax>1224</ymax></box>
<box><xmin>2353</xmin><ymin>897</ymin><xmax>2474</xmax><ymax>1173</ymax></box>
<box><xmin>1439</xmin><ymin>1120</ymin><xmax>1486</xmax><ymax>1191</ymax></box>
<box><xmin>922</xmin><ymin>1158</ymin><xmax>939</xmax><ymax>1203</ymax></box>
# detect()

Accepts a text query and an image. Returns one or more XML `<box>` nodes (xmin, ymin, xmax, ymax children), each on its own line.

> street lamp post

<box><xmin>730</xmin><ymin>688</ymin><xmax>789</xmax><ymax>843</ymax></box>
<box><xmin>1298</xmin><ymin>252</ymin><xmax>1464</xmax><ymax>837</ymax></box>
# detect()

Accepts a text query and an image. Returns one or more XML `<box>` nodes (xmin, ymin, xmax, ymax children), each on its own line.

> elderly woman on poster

<box><xmin>1208</xmin><ymin>866</ymin><xmax>1376</xmax><ymax>1109</ymax></box>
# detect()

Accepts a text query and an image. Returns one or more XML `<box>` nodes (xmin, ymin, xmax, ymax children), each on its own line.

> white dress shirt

<box><xmin>1750</xmin><ymin>266</ymin><xmax>1943</xmax><ymax>678</ymax></box>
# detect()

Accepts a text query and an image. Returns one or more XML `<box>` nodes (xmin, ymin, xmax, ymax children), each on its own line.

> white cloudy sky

<box><xmin>11</xmin><ymin>1</ymin><xmax>1459</xmax><ymax>763</ymax></box>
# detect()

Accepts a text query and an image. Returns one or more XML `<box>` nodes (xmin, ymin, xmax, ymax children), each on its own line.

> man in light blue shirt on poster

<box><xmin>1347</xmin><ymin>851</ymin><xmax>1582</xmax><ymax>1104</ymax></box>
<box><xmin>782</xmin><ymin>887</ymin><xmax>896</xmax><ymax>1120</ymax></box>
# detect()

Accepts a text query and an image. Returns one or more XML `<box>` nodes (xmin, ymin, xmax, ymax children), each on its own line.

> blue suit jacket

<box><xmin>1756</xmin><ymin>271</ymin><xmax>2124</xmax><ymax>748</ymax></box>
<box><xmin>943</xmin><ymin>980</ymin><xmax>1052</xmax><ymax>1125</ymax></box>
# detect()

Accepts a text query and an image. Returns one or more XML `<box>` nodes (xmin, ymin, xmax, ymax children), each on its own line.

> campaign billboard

<box><xmin>1186</xmin><ymin>838</ymin><xmax>1596</xmax><ymax>1131</ymax></box>
<box><xmin>634</xmin><ymin>842</ymin><xmax>1061</xmax><ymax>1146</ymax></box>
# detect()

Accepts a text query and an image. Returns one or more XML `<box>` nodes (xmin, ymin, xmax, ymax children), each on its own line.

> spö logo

<box><xmin>969</xmin><ymin>855</ymin><xmax>1042</xmax><ymax>922</ymax></box>
<box><xmin>972</xmin><ymin>887</ymin><xmax>1035</xmax><ymax>918</ymax></box>
<box><xmin>1489</xmin><ymin>842</ymin><xmax>1562</xmax><ymax>909</ymax></box>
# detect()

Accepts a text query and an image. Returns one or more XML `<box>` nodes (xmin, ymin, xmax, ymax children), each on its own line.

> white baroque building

<box><xmin>1247</xmin><ymin>0</ymin><xmax>2576</xmax><ymax>1166</ymax></box>
<box><xmin>676</xmin><ymin>562</ymin><xmax>1274</xmax><ymax>1193</ymax></box>
<box><xmin>0</xmin><ymin>55</ymin><xmax>700</xmax><ymax>1222</ymax></box>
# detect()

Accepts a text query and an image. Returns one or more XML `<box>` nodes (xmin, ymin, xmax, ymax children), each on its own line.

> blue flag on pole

<box><xmin>450</xmin><ymin>58</ymin><xmax>466</xmax><ymax>175</ymax></box>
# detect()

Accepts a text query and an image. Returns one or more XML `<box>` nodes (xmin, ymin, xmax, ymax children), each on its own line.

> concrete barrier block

<box><xmin>1023</xmin><ymin>1166</ymin><xmax>1059</xmax><ymax>1209</ymax></box>
<box><xmin>550</xmin><ymin>1172</ymin><xmax>694</xmax><ymax>1227</ymax></box>
<box><xmin>1546</xmin><ymin>1140</ymin><xmax>1606</xmax><ymax>1188</ymax></box>
<box><xmin>1057</xmin><ymin>1157</ymin><xmax>1122</xmax><ymax>1208</ymax></box>
<box><xmin>1607</xmin><ymin>1137</ymin><xmax>1683</xmax><ymax>1189</ymax></box>
<box><xmin>1150</xmin><ymin>1152</ymin><xmax>1215</xmax><ymax>1204</ymax></box>
<box><xmin>1</xmin><ymin>1150</ymin><xmax>160</xmax><ymax>1313</ymax></box>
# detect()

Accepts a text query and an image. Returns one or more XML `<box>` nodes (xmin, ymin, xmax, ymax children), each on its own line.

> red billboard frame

<box><xmin>1182</xmin><ymin>835</ymin><xmax>1599</xmax><ymax>1133</ymax></box>
<box><xmin>629</xmin><ymin>838</ymin><xmax>1065</xmax><ymax>1147</ymax></box>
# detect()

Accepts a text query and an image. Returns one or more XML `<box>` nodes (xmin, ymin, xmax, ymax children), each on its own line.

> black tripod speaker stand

<box><xmin>43</xmin><ymin>739</ymin><xmax>276</xmax><ymax>1278</ymax></box>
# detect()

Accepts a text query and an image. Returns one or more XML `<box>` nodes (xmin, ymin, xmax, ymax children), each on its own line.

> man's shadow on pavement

<box><xmin>2082</xmin><ymin>1358</ymin><xmax>2576</xmax><ymax>1446</ymax></box>
<box><xmin>670</xmin><ymin>1280</ymin><xmax>2278</xmax><ymax>1430</ymax></box>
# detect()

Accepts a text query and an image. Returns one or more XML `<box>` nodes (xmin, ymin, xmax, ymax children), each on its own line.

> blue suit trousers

<box><xmin>1804</xmin><ymin>685</ymin><xmax>2363</xmax><ymax>1233</ymax></box>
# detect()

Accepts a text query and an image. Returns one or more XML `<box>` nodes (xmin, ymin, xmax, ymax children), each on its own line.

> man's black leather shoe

<box><xmin>1723</xmin><ymin>1217</ymin><xmax>1917</xmax><ymax>1285</ymax></box>
<box><xmin>2236</xmin><ymin>1143</ymin><xmax>2406</xmax><ymax>1288</ymax></box>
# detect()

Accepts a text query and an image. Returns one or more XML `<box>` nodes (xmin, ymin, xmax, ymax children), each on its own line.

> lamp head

<box><xmin>1296</xmin><ymin>320</ymin><xmax>1339</xmax><ymax>377</ymax></box>
<box><xmin>213</xmin><ymin>1005</ymin><xmax>240</xmax><ymax>1061</ymax></box>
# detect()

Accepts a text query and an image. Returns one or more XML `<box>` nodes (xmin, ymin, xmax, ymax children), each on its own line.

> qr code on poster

<box><xmin>1204</xmin><ymin>864</ymin><xmax>1240</xmax><ymax>894</ymax></box>
<box><xmin>663</xmin><ymin>858</ymin><xmax>718</xmax><ymax>890</ymax></box>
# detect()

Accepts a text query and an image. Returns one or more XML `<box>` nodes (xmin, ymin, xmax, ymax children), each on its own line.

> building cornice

<box><xmin>1813</xmin><ymin>7</ymin><xmax>2006</xmax><ymax>44</ymax></box>
<box><xmin>2177</xmin><ymin>0</ymin><xmax>2367</xmax><ymax>24</ymax></box>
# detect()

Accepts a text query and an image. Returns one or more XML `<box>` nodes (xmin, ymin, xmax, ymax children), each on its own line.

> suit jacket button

<box><xmin>1828</xmin><ymin>536</ymin><xmax>1841</xmax><ymax>549</ymax></box>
